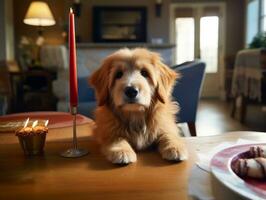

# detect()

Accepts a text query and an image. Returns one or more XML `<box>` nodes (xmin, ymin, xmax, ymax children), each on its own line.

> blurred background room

<box><xmin>0</xmin><ymin>0</ymin><xmax>265</xmax><ymax>136</ymax></box>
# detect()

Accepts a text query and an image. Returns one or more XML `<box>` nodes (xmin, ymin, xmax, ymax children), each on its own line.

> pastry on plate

<box><xmin>233</xmin><ymin>157</ymin><xmax>266</xmax><ymax>179</ymax></box>
<box><xmin>249</xmin><ymin>146</ymin><xmax>266</xmax><ymax>158</ymax></box>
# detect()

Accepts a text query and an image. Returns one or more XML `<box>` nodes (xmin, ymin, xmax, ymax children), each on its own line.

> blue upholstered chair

<box><xmin>77</xmin><ymin>77</ymin><xmax>97</xmax><ymax>118</ymax></box>
<box><xmin>172</xmin><ymin>61</ymin><xmax>206</xmax><ymax>136</ymax></box>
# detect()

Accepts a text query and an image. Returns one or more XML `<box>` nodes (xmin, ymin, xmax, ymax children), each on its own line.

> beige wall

<box><xmin>0</xmin><ymin>0</ymin><xmax>14</xmax><ymax>61</ymax></box>
<box><xmin>0</xmin><ymin>0</ymin><xmax>6</xmax><ymax>60</ymax></box>
<box><xmin>13</xmin><ymin>0</ymin><xmax>171</xmax><ymax>45</ymax></box>
<box><xmin>225</xmin><ymin>0</ymin><xmax>245</xmax><ymax>55</ymax></box>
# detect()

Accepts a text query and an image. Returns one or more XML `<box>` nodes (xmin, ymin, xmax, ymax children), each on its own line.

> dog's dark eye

<box><xmin>140</xmin><ymin>69</ymin><xmax>149</xmax><ymax>78</ymax></box>
<box><xmin>115</xmin><ymin>70</ymin><xmax>123</xmax><ymax>79</ymax></box>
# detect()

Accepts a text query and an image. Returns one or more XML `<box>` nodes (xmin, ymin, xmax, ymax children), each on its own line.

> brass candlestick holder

<box><xmin>60</xmin><ymin>106</ymin><xmax>88</xmax><ymax>158</ymax></box>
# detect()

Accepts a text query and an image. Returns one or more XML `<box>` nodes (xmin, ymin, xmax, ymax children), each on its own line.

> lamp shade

<box><xmin>23</xmin><ymin>1</ymin><xmax>56</xmax><ymax>26</ymax></box>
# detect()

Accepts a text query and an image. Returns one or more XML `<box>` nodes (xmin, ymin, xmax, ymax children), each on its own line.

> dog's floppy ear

<box><xmin>89</xmin><ymin>58</ymin><xmax>111</xmax><ymax>106</ymax></box>
<box><xmin>152</xmin><ymin>53</ymin><xmax>179</xmax><ymax>104</ymax></box>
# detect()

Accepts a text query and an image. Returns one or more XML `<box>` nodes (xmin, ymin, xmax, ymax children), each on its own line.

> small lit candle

<box><xmin>44</xmin><ymin>120</ymin><xmax>49</xmax><ymax>127</ymax></box>
<box><xmin>16</xmin><ymin>118</ymin><xmax>31</xmax><ymax>136</ymax></box>
<box><xmin>24</xmin><ymin>118</ymin><xmax>29</xmax><ymax>128</ymax></box>
<box><xmin>69</xmin><ymin>8</ymin><xmax>78</xmax><ymax>108</ymax></box>
<box><xmin>32</xmin><ymin>120</ymin><xmax>38</xmax><ymax>128</ymax></box>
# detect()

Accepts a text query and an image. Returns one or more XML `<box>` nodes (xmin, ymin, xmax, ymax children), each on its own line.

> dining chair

<box><xmin>172</xmin><ymin>61</ymin><xmax>206</xmax><ymax>136</ymax></box>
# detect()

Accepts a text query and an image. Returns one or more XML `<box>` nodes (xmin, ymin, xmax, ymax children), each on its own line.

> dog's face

<box><xmin>89</xmin><ymin>48</ymin><xmax>178</xmax><ymax>113</ymax></box>
<box><xmin>110</xmin><ymin>53</ymin><xmax>156</xmax><ymax>112</ymax></box>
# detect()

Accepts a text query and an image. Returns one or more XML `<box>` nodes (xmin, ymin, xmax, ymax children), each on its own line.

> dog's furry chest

<box><xmin>127</xmin><ymin>130</ymin><xmax>155</xmax><ymax>150</ymax></box>
<box><xmin>124</xmin><ymin>121</ymin><xmax>156</xmax><ymax>150</ymax></box>
<box><xmin>112</xmin><ymin>108</ymin><xmax>159</xmax><ymax>150</ymax></box>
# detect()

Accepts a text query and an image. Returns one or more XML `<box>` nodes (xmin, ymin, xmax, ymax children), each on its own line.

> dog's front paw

<box><xmin>106</xmin><ymin>148</ymin><xmax>137</xmax><ymax>164</ymax></box>
<box><xmin>160</xmin><ymin>145</ymin><xmax>188</xmax><ymax>162</ymax></box>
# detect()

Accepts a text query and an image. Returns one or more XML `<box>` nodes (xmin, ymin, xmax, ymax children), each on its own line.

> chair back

<box><xmin>172</xmin><ymin>61</ymin><xmax>206</xmax><ymax>123</ymax></box>
<box><xmin>78</xmin><ymin>77</ymin><xmax>96</xmax><ymax>102</ymax></box>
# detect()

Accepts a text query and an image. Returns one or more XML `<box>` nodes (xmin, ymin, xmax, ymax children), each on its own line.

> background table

<box><xmin>0</xmin><ymin>122</ymin><xmax>265</xmax><ymax>200</ymax></box>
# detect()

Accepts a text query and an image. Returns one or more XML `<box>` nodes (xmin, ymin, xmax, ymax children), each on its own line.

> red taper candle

<box><xmin>69</xmin><ymin>8</ymin><xmax>78</xmax><ymax>107</ymax></box>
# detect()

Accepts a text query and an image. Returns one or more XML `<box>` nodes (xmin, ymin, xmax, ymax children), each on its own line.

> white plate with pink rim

<box><xmin>210</xmin><ymin>143</ymin><xmax>266</xmax><ymax>200</ymax></box>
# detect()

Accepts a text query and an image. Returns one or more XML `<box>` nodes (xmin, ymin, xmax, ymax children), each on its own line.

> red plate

<box><xmin>0</xmin><ymin>111</ymin><xmax>93</xmax><ymax>129</ymax></box>
<box><xmin>210</xmin><ymin>143</ymin><xmax>266</xmax><ymax>200</ymax></box>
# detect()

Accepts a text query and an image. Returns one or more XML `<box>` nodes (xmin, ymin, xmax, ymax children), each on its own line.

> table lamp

<box><xmin>23</xmin><ymin>1</ymin><xmax>56</xmax><ymax>45</ymax></box>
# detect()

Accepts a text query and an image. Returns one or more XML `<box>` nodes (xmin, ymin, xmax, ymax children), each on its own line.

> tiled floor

<box><xmin>180</xmin><ymin>99</ymin><xmax>266</xmax><ymax>137</ymax></box>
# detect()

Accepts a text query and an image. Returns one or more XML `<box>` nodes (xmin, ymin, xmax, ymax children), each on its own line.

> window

<box><xmin>246</xmin><ymin>0</ymin><xmax>266</xmax><ymax>45</ymax></box>
<box><xmin>246</xmin><ymin>0</ymin><xmax>259</xmax><ymax>45</ymax></box>
<box><xmin>200</xmin><ymin>16</ymin><xmax>219</xmax><ymax>73</ymax></box>
<box><xmin>175</xmin><ymin>18</ymin><xmax>195</xmax><ymax>64</ymax></box>
<box><xmin>262</xmin><ymin>0</ymin><xmax>266</xmax><ymax>31</ymax></box>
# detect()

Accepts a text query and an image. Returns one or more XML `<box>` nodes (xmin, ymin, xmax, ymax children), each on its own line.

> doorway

<box><xmin>170</xmin><ymin>3</ymin><xmax>226</xmax><ymax>98</ymax></box>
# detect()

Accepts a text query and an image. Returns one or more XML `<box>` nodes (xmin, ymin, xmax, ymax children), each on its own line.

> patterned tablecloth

<box><xmin>231</xmin><ymin>49</ymin><xmax>264</xmax><ymax>101</ymax></box>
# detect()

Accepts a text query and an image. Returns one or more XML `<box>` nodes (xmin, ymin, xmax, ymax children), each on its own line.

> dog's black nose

<box><xmin>124</xmin><ymin>86</ymin><xmax>138</xmax><ymax>99</ymax></box>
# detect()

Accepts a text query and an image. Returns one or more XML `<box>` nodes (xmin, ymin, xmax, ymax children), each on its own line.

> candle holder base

<box><xmin>60</xmin><ymin>148</ymin><xmax>88</xmax><ymax>158</ymax></box>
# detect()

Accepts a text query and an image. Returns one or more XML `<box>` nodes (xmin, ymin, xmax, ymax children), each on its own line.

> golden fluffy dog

<box><xmin>89</xmin><ymin>48</ymin><xmax>188</xmax><ymax>164</ymax></box>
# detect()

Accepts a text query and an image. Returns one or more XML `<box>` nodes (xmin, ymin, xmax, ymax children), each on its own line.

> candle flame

<box><xmin>32</xmin><ymin>120</ymin><xmax>38</xmax><ymax>128</ymax></box>
<box><xmin>24</xmin><ymin>118</ymin><xmax>29</xmax><ymax>128</ymax></box>
<box><xmin>44</xmin><ymin>120</ymin><xmax>49</xmax><ymax>127</ymax></box>
<box><xmin>70</xmin><ymin>8</ymin><xmax>73</xmax><ymax>13</ymax></box>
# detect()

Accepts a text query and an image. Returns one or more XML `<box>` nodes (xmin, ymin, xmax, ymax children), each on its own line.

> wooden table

<box><xmin>0</xmin><ymin>122</ymin><xmax>265</xmax><ymax>200</ymax></box>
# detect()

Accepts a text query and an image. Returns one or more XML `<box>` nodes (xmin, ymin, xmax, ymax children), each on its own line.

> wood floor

<box><xmin>180</xmin><ymin>99</ymin><xmax>266</xmax><ymax>137</ymax></box>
